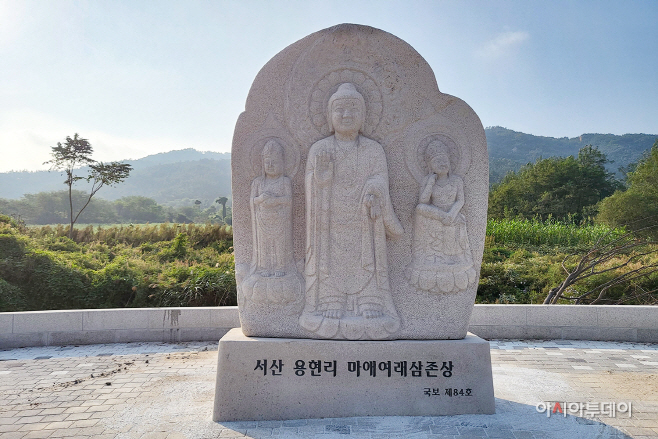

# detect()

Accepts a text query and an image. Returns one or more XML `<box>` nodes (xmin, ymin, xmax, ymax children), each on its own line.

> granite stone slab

<box><xmin>213</xmin><ymin>328</ymin><xmax>495</xmax><ymax>421</ymax></box>
<box><xmin>13</xmin><ymin>310</ymin><xmax>82</xmax><ymax>333</ymax></box>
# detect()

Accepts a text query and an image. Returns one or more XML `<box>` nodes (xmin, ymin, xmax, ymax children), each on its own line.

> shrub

<box><xmin>0</xmin><ymin>278</ymin><xmax>26</xmax><ymax>312</ymax></box>
<box><xmin>152</xmin><ymin>266</ymin><xmax>237</xmax><ymax>307</ymax></box>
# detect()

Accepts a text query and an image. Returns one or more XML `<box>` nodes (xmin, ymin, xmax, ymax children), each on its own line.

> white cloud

<box><xmin>476</xmin><ymin>31</ymin><xmax>530</xmax><ymax>60</ymax></box>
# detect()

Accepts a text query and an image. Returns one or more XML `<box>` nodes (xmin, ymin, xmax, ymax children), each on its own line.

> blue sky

<box><xmin>1</xmin><ymin>0</ymin><xmax>656</xmax><ymax>172</ymax></box>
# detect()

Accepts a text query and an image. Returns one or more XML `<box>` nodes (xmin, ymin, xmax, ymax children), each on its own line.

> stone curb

<box><xmin>1</xmin><ymin>305</ymin><xmax>657</xmax><ymax>349</ymax></box>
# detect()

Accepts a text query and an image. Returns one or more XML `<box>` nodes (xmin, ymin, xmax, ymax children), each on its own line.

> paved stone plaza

<box><xmin>0</xmin><ymin>339</ymin><xmax>657</xmax><ymax>439</ymax></box>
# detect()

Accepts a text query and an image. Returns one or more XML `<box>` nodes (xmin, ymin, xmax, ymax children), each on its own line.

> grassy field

<box><xmin>1</xmin><ymin>217</ymin><xmax>236</xmax><ymax>312</ymax></box>
<box><xmin>30</xmin><ymin>222</ymin><xmax>233</xmax><ymax>246</ymax></box>
<box><xmin>1</xmin><ymin>215</ymin><xmax>655</xmax><ymax>311</ymax></box>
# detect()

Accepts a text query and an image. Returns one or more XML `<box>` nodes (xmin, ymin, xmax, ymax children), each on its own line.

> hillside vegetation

<box><xmin>486</xmin><ymin>127</ymin><xmax>657</xmax><ymax>182</ymax></box>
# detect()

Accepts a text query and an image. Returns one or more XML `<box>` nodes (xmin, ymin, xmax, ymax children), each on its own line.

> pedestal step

<box><xmin>213</xmin><ymin>328</ymin><xmax>495</xmax><ymax>421</ymax></box>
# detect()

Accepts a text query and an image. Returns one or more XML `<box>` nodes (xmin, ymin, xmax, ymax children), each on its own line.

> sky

<box><xmin>0</xmin><ymin>0</ymin><xmax>657</xmax><ymax>172</ymax></box>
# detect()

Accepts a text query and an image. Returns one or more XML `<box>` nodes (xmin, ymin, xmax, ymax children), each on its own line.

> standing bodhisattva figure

<box><xmin>300</xmin><ymin>83</ymin><xmax>403</xmax><ymax>340</ymax></box>
<box><xmin>251</xmin><ymin>140</ymin><xmax>293</xmax><ymax>279</ymax></box>
<box><xmin>242</xmin><ymin>139</ymin><xmax>301</xmax><ymax>305</ymax></box>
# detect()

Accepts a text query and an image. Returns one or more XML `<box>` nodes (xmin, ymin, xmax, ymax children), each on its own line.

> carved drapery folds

<box><xmin>299</xmin><ymin>83</ymin><xmax>403</xmax><ymax>340</ymax></box>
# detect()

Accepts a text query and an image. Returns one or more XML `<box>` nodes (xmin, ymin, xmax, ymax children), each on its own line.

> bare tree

<box><xmin>45</xmin><ymin>134</ymin><xmax>132</xmax><ymax>238</ymax></box>
<box><xmin>544</xmin><ymin>223</ymin><xmax>658</xmax><ymax>305</ymax></box>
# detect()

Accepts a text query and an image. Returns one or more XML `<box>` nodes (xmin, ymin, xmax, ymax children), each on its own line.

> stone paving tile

<box><xmin>1</xmin><ymin>340</ymin><xmax>657</xmax><ymax>438</ymax></box>
<box><xmin>21</xmin><ymin>431</ymin><xmax>52</xmax><ymax>439</ymax></box>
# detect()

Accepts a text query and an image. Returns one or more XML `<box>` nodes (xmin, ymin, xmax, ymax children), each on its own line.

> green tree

<box><xmin>114</xmin><ymin>196</ymin><xmax>165</xmax><ymax>223</ymax></box>
<box><xmin>1</xmin><ymin>190</ymin><xmax>117</xmax><ymax>225</ymax></box>
<box><xmin>215</xmin><ymin>196</ymin><xmax>229</xmax><ymax>220</ymax></box>
<box><xmin>489</xmin><ymin>145</ymin><xmax>620</xmax><ymax>222</ymax></box>
<box><xmin>44</xmin><ymin>134</ymin><xmax>132</xmax><ymax>237</ymax></box>
<box><xmin>597</xmin><ymin>139</ymin><xmax>658</xmax><ymax>234</ymax></box>
<box><xmin>24</xmin><ymin>190</ymin><xmax>116</xmax><ymax>224</ymax></box>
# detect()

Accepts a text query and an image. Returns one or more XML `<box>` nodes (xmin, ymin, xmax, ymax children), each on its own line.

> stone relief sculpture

<box><xmin>406</xmin><ymin>139</ymin><xmax>476</xmax><ymax>294</ymax></box>
<box><xmin>232</xmin><ymin>24</ymin><xmax>489</xmax><ymax>340</ymax></box>
<box><xmin>218</xmin><ymin>26</ymin><xmax>496</xmax><ymax>423</ymax></box>
<box><xmin>241</xmin><ymin>139</ymin><xmax>301</xmax><ymax>305</ymax></box>
<box><xmin>299</xmin><ymin>83</ymin><xmax>404</xmax><ymax>340</ymax></box>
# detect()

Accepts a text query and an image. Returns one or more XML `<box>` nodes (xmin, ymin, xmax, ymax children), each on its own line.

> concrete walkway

<box><xmin>0</xmin><ymin>339</ymin><xmax>657</xmax><ymax>439</ymax></box>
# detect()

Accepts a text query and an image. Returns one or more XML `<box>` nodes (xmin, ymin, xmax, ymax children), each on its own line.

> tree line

<box><xmin>488</xmin><ymin>140</ymin><xmax>658</xmax><ymax>234</ymax></box>
<box><xmin>0</xmin><ymin>191</ymin><xmax>231</xmax><ymax>225</ymax></box>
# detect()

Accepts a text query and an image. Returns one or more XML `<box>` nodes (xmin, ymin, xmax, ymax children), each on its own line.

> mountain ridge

<box><xmin>486</xmin><ymin>127</ymin><xmax>657</xmax><ymax>182</ymax></box>
<box><xmin>1</xmin><ymin>128</ymin><xmax>656</xmax><ymax>203</ymax></box>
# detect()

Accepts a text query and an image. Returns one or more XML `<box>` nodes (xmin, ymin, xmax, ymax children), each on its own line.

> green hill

<box><xmin>100</xmin><ymin>159</ymin><xmax>231</xmax><ymax>205</ymax></box>
<box><xmin>486</xmin><ymin>127</ymin><xmax>657</xmax><ymax>182</ymax></box>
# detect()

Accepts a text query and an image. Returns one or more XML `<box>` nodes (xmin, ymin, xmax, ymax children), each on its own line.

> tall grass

<box><xmin>486</xmin><ymin>218</ymin><xmax>625</xmax><ymax>247</ymax></box>
<box><xmin>29</xmin><ymin>223</ymin><xmax>232</xmax><ymax>247</ymax></box>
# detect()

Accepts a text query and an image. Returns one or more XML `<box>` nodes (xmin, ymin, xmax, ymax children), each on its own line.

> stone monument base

<box><xmin>213</xmin><ymin>328</ymin><xmax>495</xmax><ymax>421</ymax></box>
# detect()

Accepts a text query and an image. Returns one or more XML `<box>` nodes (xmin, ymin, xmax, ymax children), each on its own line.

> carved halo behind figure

<box><xmin>308</xmin><ymin>69</ymin><xmax>384</xmax><ymax>138</ymax></box>
<box><xmin>407</xmin><ymin>133</ymin><xmax>470</xmax><ymax>184</ymax></box>
<box><xmin>250</xmin><ymin>136</ymin><xmax>301</xmax><ymax>180</ymax></box>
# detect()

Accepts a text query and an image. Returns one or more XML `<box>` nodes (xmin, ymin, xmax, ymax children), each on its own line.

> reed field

<box><xmin>28</xmin><ymin>222</ymin><xmax>233</xmax><ymax>247</ymax></box>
